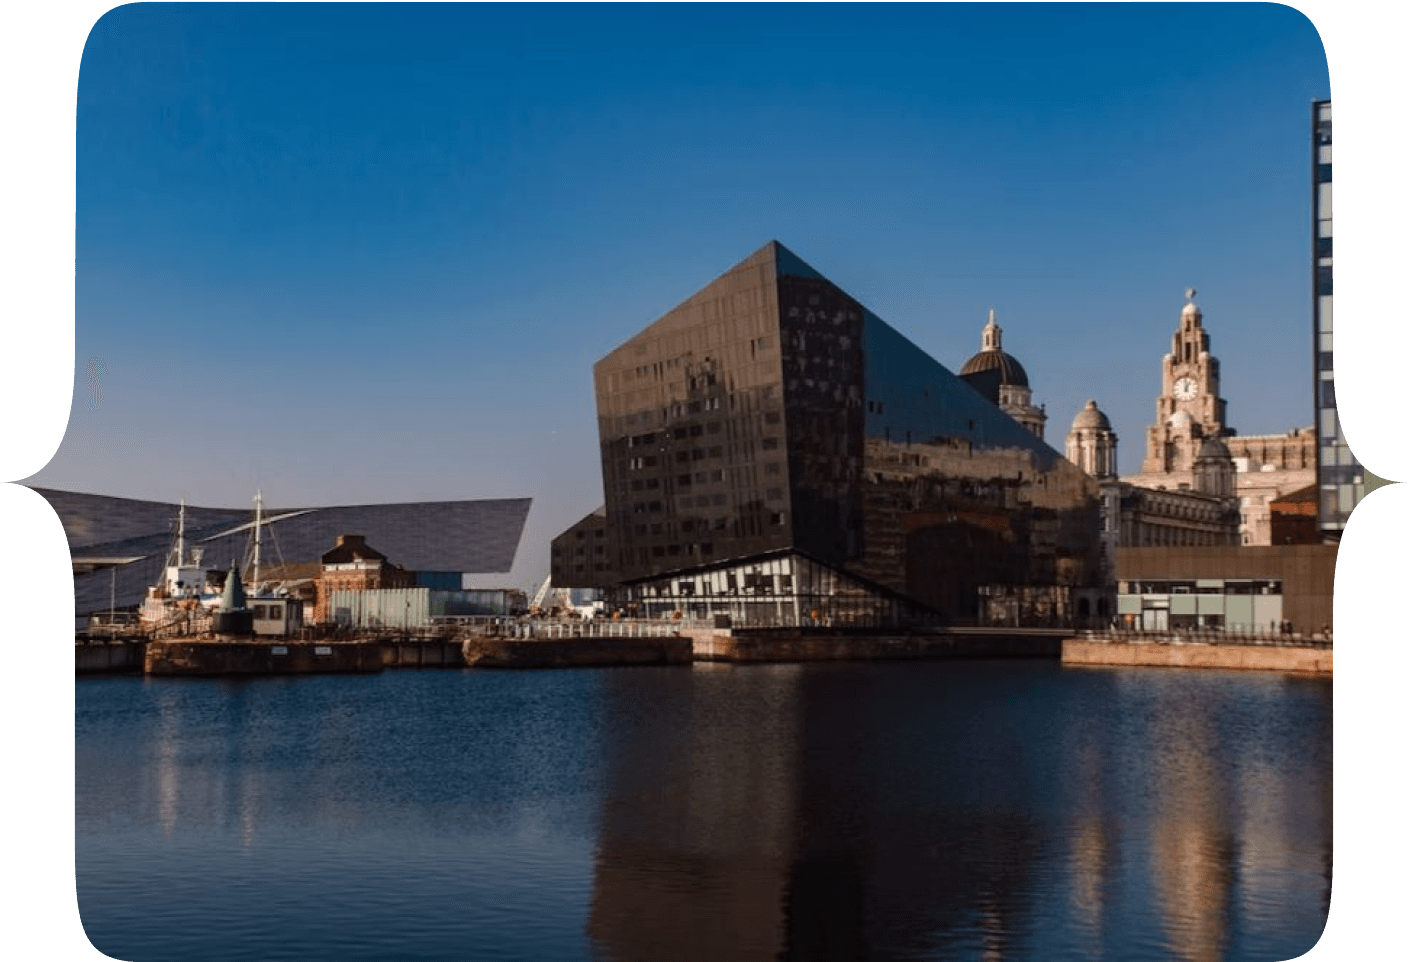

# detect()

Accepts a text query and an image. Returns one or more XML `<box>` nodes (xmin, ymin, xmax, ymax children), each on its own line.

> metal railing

<box><xmin>484</xmin><ymin>619</ymin><xmax>683</xmax><ymax>640</ymax></box>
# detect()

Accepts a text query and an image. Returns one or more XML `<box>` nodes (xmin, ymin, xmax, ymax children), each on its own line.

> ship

<box><xmin>139</xmin><ymin>492</ymin><xmax>304</xmax><ymax>638</ymax></box>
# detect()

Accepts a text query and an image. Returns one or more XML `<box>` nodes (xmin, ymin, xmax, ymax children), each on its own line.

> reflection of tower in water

<box><xmin>587</xmin><ymin>664</ymin><xmax>802</xmax><ymax>962</ymax></box>
<box><xmin>1065</xmin><ymin>742</ymin><xmax>1109</xmax><ymax>948</ymax></box>
<box><xmin>1148</xmin><ymin>697</ymin><xmax>1233</xmax><ymax>962</ymax></box>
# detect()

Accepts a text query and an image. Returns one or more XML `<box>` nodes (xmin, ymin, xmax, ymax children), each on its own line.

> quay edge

<box><xmin>1060</xmin><ymin>637</ymin><xmax>1332</xmax><ymax>674</ymax></box>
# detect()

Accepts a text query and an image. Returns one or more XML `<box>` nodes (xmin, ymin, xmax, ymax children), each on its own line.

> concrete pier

<box><xmin>145</xmin><ymin>639</ymin><xmax>385</xmax><ymax>676</ymax></box>
<box><xmin>686</xmin><ymin>627</ymin><xmax>1063</xmax><ymax>663</ymax></box>
<box><xmin>75</xmin><ymin>639</ymin><xmax>148</xmax><ymax>673</ymax></box>
<box><xmin>1061</xmin><ymin>636</ymin><xmax>1332</xmax><ymax>674</ymax></box>
<box><xmin>461</xmin><ymin>634</ymin><xmax>692</xmax><ymax>669</ymax></box>
<box><xmin>78</xmin><ymin>624</ymin><xmax>1330</xmax><ymax>676</ymax></box>
<box><xmin>381</xmin><ymin>639</ymin><xmax>465</xmax><ymax>668</ymax></box>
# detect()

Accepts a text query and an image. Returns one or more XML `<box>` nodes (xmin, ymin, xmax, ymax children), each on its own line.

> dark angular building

<box><xmin>553</xmin><ymin>241</ymin><xmax>1103</xmax><ymax>626</ymax></box>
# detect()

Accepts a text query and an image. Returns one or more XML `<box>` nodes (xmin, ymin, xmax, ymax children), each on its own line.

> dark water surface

<box><xmin>76</xmin><ymin>660</ymin><xmax>1331</xmax><ymax>962</ymax></box>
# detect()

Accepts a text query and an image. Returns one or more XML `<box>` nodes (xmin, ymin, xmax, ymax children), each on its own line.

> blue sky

<box><xmin>30</xmin><ymin>2</ymin><xmax>1330</xmax><ymax>588</ymax></box>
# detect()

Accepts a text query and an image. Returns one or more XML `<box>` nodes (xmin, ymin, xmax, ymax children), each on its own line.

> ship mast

<box><xmin>252</xmin><ymin>489</ymin><xmax>263</xmax><ymax>589</ymax></box>
<box><xmin>176</xmin><ymin>497</ymin><xmax>186</xmax><ymax>568</ymax></box>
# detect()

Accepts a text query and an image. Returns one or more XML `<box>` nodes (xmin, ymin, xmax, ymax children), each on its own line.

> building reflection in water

<box><xmin>587</xmin><ymin>662</ymin><xmax>1050</xmax><ymax>962</ymax></box>
<box><xmin>1149</xmin><ymin>742</ymin><xmax>1231</xmax><ymax>962</ymax></box>
<box><xmin>587</xmin><ymin>662</ymin><xmax>1329</xmax><ymax>962</ymax></box>
<box><xmin>588</xmin><ymin>662</ymin><xmax>802</xmax><ymax>962</ymax></box>
<box><xmin>1065</xmin><ymin>742</ymin><xmax>1109</xmax><ymax>957</ymax></box>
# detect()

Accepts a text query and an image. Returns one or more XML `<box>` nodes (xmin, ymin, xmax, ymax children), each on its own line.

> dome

<box><xmin>958</xmin><ymin>348</ymin><xmax>1029</xmax><ymax>388</ymax></box>
<box><xmin>1071</xmin><ymin>400</ymin><xmax>1111</xmax><ymax>431</ymax></box>
<box><xmin>1196</xmin><ymin>436</ymin><xmax>1232</xmax><ymax>461</ymax></box>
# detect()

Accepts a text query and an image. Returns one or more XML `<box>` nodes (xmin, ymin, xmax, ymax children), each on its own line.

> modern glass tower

<box><xmin>1313</xmin><ymin>99</ymin><xmax>1379</xmax><ymax>540</ymax></box>
<box><xmin>555</xmin><ymin>241</ymin><xmax>1105</xmax><ymax>627</ymax></box>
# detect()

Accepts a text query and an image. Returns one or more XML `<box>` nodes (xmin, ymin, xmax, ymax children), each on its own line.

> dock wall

<box><xmin>381</xmin><ymin>640</ymin><xmax>464</xmax><ymax>668</ymax></box>
<box><xmin>75</xmin><ymin>640</ymin><xmax>147</xmax><ymax>673</ymax></box>
<box><xmin>687</xmin><ymin>628</ymin><xmax>1062</xmax><ymax>663</ymax></box>
<box><xmin>461</xmin><ymin>635</ymin><xmax>692</xmax><ymax>669</ymax></box>
<box><xmin>145</xmin><ymin>640</ymin><xmax>385</xmax><ymax>676</ymax></box>
<box><xmin>1062</xmin><ymin>639</ymin><xmax>1331</xmax><ymax>674</ymax></box>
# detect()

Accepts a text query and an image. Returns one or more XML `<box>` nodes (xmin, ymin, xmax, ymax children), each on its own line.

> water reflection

<box><xmin>586</xmin><ymin>662</ymin><xmax>1330</xmax><ymax>962</ymax></box>
<box><xmin>76</xmin><ymin>663</ymin><xmax>1330</xmax><ymax>962</ymax></box>
<box><xmin>589</xmin><ymin>663</ymin><xmax>801</xmax><ymax>961</ymax></box>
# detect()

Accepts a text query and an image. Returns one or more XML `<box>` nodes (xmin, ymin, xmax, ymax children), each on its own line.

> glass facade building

<box><xmin>1312</xmin><ymin>99</ymin><xmax>1380</xmax><ymax>538</ymax></box>
<box><xmin>557</xmin><ymin>242</ymin><xmax>1105</xmax><ymax>627</ymax></box>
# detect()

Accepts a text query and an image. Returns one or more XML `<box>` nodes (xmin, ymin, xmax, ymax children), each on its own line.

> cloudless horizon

<box><xmin>29</xmin><ymin>3</ymin><xmax>1332</xmax><ymax>590</ymax></box>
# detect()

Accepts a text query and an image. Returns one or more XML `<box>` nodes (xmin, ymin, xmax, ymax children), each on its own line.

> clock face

<box><xmin>1173</xmin><ymin>377</ymin><xmax>1200</xmax><ymax>401</ymax></box>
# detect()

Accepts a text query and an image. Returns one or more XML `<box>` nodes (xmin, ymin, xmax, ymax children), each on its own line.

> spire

<box><xmin>981</xmin><ymin>308</ymin><xmax>1003</xmax><ymax>351</ymax></box>
<box><xmin>220</xmin><ymin>560</ymin><xmax>248</xmax><ymax>612</ymax></box>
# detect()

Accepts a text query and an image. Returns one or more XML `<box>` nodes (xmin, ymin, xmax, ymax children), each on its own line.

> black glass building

<box><xmin>554</xmin><ymin>242</ymin><xmax>1103</xmax><ymax>627</ymax></box>
<box><xmin>1311</xmin><ymin>99</ymin><xmax>1384</xmax><ymax>539</ymax></box>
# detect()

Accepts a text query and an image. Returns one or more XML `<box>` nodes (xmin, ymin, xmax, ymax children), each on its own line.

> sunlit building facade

<box><xmin>555</xmin><ymin>241</ymin><xmax>1104</xmax><ymax>626</ymax></box>
<box><xmin>1312</xmin><ymin>98</ymin><xmax>1379</xmax><ymax>539</ymax></box>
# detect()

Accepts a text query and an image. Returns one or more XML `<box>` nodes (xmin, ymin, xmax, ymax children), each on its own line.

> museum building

<box><xmin>552</xmin><ymin>241</ymin><xmax>1104</xmax><ymax>627</ymax></box>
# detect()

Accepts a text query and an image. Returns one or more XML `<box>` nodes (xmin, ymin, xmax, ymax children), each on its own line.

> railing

<box><xmin>484</xmin><ymin>619</ymin><xmax>683</xmax><ymax>640</ymax></box>
<box><xmin>1074</xmin><ymin>628</ymin><xmax>1332</xmax><ymax>650</ymax></box>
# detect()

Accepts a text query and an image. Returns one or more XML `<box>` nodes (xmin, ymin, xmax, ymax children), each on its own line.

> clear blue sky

<box><xmin>29</xmin><ymin>2</ymin><xmax>1330</xmax><ymax>589</ymax></box>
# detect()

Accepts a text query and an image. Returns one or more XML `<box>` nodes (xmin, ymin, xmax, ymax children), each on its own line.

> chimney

<box><xmin>336</xmin><ymin>534</ymin><xmax>367</xmax><ymax>549</ymax></box>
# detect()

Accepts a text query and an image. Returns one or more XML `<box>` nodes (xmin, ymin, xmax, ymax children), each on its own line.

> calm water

<box><xmin>76</xmin><ymin>660</ymin><xmax>1331</xmax><ymax>962</ymax></box>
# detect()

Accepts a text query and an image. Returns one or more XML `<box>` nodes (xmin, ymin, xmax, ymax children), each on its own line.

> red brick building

<box><xmin>314</xmin><ymin>534</ymin><xmax>413</xmax><ymax>623</ymax></box>
<box><xmin>1268</xmin><ymin>485</ymin><xmax>1319</xmax><ymax>546</ymax></box>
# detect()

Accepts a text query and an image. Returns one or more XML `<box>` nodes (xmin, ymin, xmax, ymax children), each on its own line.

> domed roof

<box><xmin>1071</xmin><ymin>400</ymin><xmax>1112</xmax><ymax>431</ymax></box>
<box><xmin>959</xmin><ymin>348</ymin><xmax>1029</xmax><ymax>388</ymax></box>
<box><xmin>1196</xmin><ymin>436</ymin><xmax>1232</xmax><ymax>461</ymax></box>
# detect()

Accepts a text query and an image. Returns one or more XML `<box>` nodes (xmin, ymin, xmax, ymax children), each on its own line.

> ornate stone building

<box><xmin>958</xmin><ymin>310</ymin><xmax>1047</xmax><ymax>440</ymax></box>
<box><xmin>1226</xmin><ymin>429</ymin><xmax>1316</xmax><ymax>545</ymax></box>
<box><xmin>1066</xmin><ymin>291</ymin><xmax>1241</xmax><ymax>571</ymax></box>
<box><xmin>1128</xmin><ymin>289</ymin><xmax>1232</xmax><ymax>486</ymax></box>
<box><xmin>1065</xmin><ymin>400</ymin><xmax>1117</xmax><ymax>480</ymax></box>
<box><xmin>1122</xmin><ymin>288</ymin><xmax>1314</xmax><ymax>545</ymax></box>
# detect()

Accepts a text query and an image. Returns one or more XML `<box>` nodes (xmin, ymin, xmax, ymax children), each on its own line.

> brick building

<box><xmin>314</xmin><ymin>534</ymin><xmax>413</xmax><ymax>623</ymax></box>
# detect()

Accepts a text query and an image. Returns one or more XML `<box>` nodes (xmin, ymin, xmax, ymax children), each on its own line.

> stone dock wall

<box><xmin>80</xmin><ymin>630</ymin><xmax>1330</xmax><ymax>676</ymax></box>
<box><xmin>1061</xmin><ymin>639</ymin><xmax>1332</xmax><ymax>674</ymax></box>
<box><xmin>686</xmin><ymin>628</ymin><xmax>1062</xmax><ymax>663</ymax></box>
<box><xmin>461</xmin><ymin>635</ymin><xmax>692</xmax><ymax>669</ymax></box>
<box><xmin>75</xmin><ymin>640</ymin><xmax>148</xmax><ymax>673</ymax></box>
<box><xmin>145</xmin><ymin>639</ymin><xmax>385</xmax><ymax>676</ymax></box>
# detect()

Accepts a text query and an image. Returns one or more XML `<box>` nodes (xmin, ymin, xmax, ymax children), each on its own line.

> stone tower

<box><xmin>1066</xmin><ymin>400</ymin><xmax>1118</xmax><ymax>479</ymax></box>
<box><xmin>1140</xmin><ymin>288</ymin><xmax>1230</xmax><ymax>476</ymax></box>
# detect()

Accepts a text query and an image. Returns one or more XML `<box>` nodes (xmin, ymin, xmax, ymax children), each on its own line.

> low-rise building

<box><xmin>1115</xmin><ymin>544</ymin><xmax>1336</xmax><ymax>635</ymax></box>
<box><xmin>315</xmin><ymin>534</ymin><xmax>414</xmax><ymax>623</ymax></box>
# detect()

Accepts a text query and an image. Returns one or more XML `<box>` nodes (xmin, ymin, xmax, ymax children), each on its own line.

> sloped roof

<box><xmin>31</xmin><ymin>487</ymin><xmax>531</xmax><ymax>615</ymax></box>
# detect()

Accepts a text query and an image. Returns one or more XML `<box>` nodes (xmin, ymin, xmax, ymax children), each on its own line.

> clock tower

<box><xmin>1139</xmin><ymin>289</ymin><xmax>1230</xmax><ymax>475</ymax></box>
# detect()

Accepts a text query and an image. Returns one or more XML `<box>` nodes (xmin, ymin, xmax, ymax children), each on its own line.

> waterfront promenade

<box><xmin>75</xmin><ymin>619</ymin><xmax>1332</xmax><ymax>675</ymax></box>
